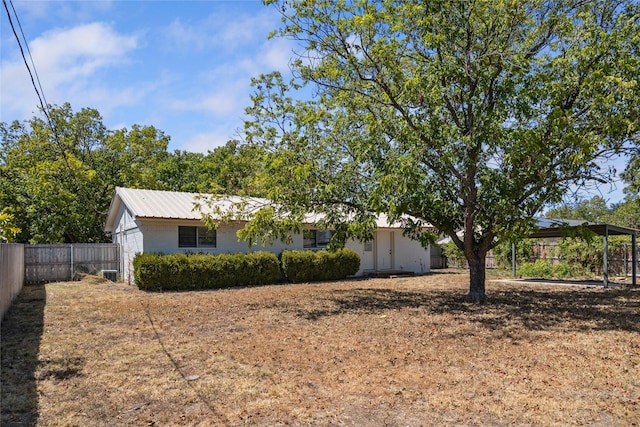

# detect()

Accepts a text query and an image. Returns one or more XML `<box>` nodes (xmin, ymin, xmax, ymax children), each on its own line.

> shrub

<box><xmin>133</xmin><ymin>251</ymin><xmax>280</xmax><ymax>291</ymax></box>
<box><xmin>281</xmin><ymin>248</ymin><xmax>360</xmax><ymax>283</ymax></box>
<box><xmin>518</xmin><ymin>260</ymin><xmax>553</xmax><ymax>278</ymax></box>
<box><xmin>493</xmin><ymin>239</ymin><xmax>535</xmax><ymax>269</ymax></box>
<box><xmin>552</xmin><ymin>263</ymin><xmax>572</xmax><ymax>279</ymax></box>
<box><xmin>439</xmin><ymin>241</ymin><xmax>466</xmax><ymax>268</ymax></box>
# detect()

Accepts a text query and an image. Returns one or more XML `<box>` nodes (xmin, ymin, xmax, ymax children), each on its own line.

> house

<box><xmin>104</xmin><ymin>187</ymin><xmax>432</xmax><ymax>284</ymax></box>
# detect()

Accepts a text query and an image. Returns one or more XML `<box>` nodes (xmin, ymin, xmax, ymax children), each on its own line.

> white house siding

<box><xmin>105</xmin><ymin>188</ymin><xmax>434</xmax><ymax>283</ymax></box>
<box><xmin>345</xmin><ymin>239</ymin><xmax>375</xmax><ymax>274</ymax></box>
<box><xmin>140</xmin><ymin>219</ymin><xmax>301</xmax><ymax>255</ymax></box>
<box><xmin>390</xmin><ymin>230</ymin><xmax>430</xmax><ymax>274</ymax></box>
<box><xmin>343</xmin><ymin>231</ymin><xmax>430</xmax><ymax>276</ymax></box>
<box><xmin>346</xmin><ymin>229</ymin><xmax>430</xmax><ymax>275</ymax></box>
<box><xmin>111</xmin><ymin>205</ymin><xmax>144</xmax><ymax>285</ymax></box>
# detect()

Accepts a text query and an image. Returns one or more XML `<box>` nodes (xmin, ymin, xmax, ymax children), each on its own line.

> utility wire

<box><xmin>2</xmin><ymin>0</ymin><xmax>52</xmax><ymax>126</ymax></box>
<box><xmin>8</xmin><ymin>0</ymin><xmax>51</xmax><ymax>118</ymax></box>
<box><xmin>2</xmin><ymin>0</ymin><xmax>80</xmax><ymax>189</ymax></box>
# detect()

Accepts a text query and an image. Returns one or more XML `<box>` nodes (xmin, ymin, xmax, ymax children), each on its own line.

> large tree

<box><xmin>155</xmin><ymin>141</ymin><xmax>267</xmax><ymax>195</ymax></box>
<box><xmin>0</xmin><ymin>103</ymin><xmax>169</xmax><ymax>243</ymax></box>
<box><xmin>239</xmin><ymin>0</ymin><xmax>639</xmax><ymax>301</ymax></box>
<box><xmin>544</xmin><ymin>196</ymin><xmax>611</xmax><ymax>223</ymax></box>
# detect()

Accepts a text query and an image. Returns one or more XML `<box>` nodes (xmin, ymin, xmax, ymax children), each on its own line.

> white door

<box><xmin>376</xmin><ymin>230</ymin><xmax>394</xmax><ymax>270</ymax></box>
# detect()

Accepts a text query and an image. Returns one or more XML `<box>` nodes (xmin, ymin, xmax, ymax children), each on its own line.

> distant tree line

<box><xmin>1</xmin><ymin>103</ymin><xmax>638</xmax><ymax>246</ymax></box>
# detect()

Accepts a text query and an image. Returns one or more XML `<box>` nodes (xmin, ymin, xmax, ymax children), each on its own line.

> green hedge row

<box><xmin>133</xmin><ymin>248</ymin><xmax>361</xmax><ymax>291</ymax></box>
<box><xmin>133</xmin><ymin>251</ymin><xmax>281</xmax><ymax>291</ymax></box>
<box><xmin>280</xmin><ymin>248</ymin><xmax>360</xmax><ymax>283</ymax></box>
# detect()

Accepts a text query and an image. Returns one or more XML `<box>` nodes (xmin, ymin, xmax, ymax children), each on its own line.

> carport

<box><xmin>516</xmin><ymin>219</ymin><xmax>638</xmax><ymax>287</ymax></box>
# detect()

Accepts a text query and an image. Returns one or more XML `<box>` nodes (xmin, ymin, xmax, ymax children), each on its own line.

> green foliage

<box><xmin>493</xmin><ymin>240</ymin><xmax>534</xmax><ymax>270</ymax></box>
<box><xmin>0</xmin><ymin>208</ymin><xmax>20</xmax><ymax>242</ymax></box>
<box><xmin>280</xmin><ymin>248</ymin><xmax>360</xmax><ymax>283</ymax></box>
<box><xmin>245</xmin><ymin>0</ymin><xmax>640</xmax><ymax>298</ymax></box>
<box><xmin>133</xmin><ymin>251</ymin><xmax>280</xmax><ymax>291</ymax></box>
<box><xmin>608</xmin><ymin>198</ymin><xmax>640</xmax><ymax>230</ymax></box>
<box><xmin>622</xmin><ymin>149</ymin><xmax>640</xmax><ymax>196</ymax></box>
<box><xmin>154</xmin><ymin>141</ymin><xmax>266</xmax><ymax>195</ymax></box>
<box><xmin>439</xmin><ymin>241</ymin><xmax>466</xmax><ymax>268</ymax></box>
<box><xmin>518</xmin><ymin>260</ymin><xmax>554</xmax><ymax>278</ymax></box>
<box><xmin>544</xmin><ymin>196</ymin><xmax>640</xmax><ymax>232</ymax></box>
<box><xmin>557</xmin><ymin>237</ymin><xmax>603</xmax><ymax>275</ymax></box>
<box><xmin>0</xmin><ymin>103</ymin><xmax>169</xmax><ymax>243</ymax></box>
<box><xmin>518</xmin><ymin>260</ymin><xmax>573</xmax><ymax>279</ymax></box>
<box><xmin>545</xmin><ymin>197</ymin><xmax>610</xmax><ymax>223</ymax></box>
<box><xmin>552</xmin><ymin>263</ymin><xmax>572</xmax><ymax>279</ymax></box>
<box><xmin>517</xmin><ymin>235</ymin><xmax>634</xmax><ymax>278</ymax></box>
<box><xmin>1</xmin><ymin>104</ymin><xmax>266</xmax><ymax>244</ymax></box>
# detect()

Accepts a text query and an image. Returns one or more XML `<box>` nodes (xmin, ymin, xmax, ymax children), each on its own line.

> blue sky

<box><xmin>1</xmin><ymin>0</ymin><xmax>292</xmax><ymax>152</ymax></box>
<box><xmin>0</xmin><ymin>0</ymin><xmax>630</xmax><ymax>204</ymax></box>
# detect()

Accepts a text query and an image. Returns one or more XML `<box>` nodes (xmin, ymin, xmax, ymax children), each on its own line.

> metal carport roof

<box><xmin>527</xmin><ymin>219</ymin><xmax>637</xmax><ymax>287</ymax></box>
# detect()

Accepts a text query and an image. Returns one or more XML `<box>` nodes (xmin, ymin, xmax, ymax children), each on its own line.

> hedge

<box><xmin>133</xmin><ymin>251</ymin><xmax>281</xmax><ymax>291</ymax></box>
<box><xmin>281</xmin><ymin>248</ymin><xmax>360</xmax><ymax>283</ymax></box>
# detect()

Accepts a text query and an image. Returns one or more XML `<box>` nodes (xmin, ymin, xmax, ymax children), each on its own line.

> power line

<box><xmin>8</xmin><ymin>0</ymin><xmax>51</xmax><ymax>117</ymax></box>
<box><xmin>2</xmin><ymin>0</ymin><xmax>81</xmax><ymax>191</ymax></box>
<box><xmin>2</xmin><ymin>0</ymin><xmax>52</xmax><ymax>125</ymax></box>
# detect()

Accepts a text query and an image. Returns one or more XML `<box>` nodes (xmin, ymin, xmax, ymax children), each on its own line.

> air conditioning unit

<box><xmin>101</xmin><ymin>270</ymin><xmax>118</xmax><ymax>282</ymax></box>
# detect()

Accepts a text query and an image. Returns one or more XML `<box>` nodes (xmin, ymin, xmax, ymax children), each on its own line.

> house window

<box><xmin>364</xmin><ymin>241</ymin><xmax>373</xmax><ymax>252</ymax></box>
<box><xmin>178</xmin><ymin>226</ymin><xmax>216</xmax><ymax>248</ymax></box>
<box><xmin>304</xmin><ymin>229</ymin><xmax>334</xmax><ymax>249</ymax></box>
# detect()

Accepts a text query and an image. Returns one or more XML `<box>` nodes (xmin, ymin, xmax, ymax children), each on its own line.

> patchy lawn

<box><xmin>2</xmin><ymin>271</ymin><xmax>639</xmax><ymax>426</ymax></box>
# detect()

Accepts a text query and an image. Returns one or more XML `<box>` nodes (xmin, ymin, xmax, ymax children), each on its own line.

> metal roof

<box><xmin>435</xmin><ymin>217</ymin><xmax>638</xmax><ymax>244</ymax></box>
<box><xmin>529</xmin><ymin>217</ymin><xmax>638</xmax><ymax>238</ymax></box>
<box><xmin>113</xmin><ymin>187</ymin><xmax>270</xmax><ymax>220</ymax></box>
<box><xmin>104</xmin><ymin>187</ymin><xmax>424</xmax><ymax>232</ymax></box>
<box><xmin>104</xmin><ymin>187</ymin><xmax>272</xmax><ymax>231</ymax></box>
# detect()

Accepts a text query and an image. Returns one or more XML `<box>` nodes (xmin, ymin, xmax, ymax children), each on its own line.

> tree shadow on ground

<box><xmin>297</xmin><ymin>286</ymin><xmax>640</xmax><ymax>333</ymax></box>
<box><xmin>1</xmin><ymin>284</ymin><xmax>47</xmax><ymax>426</ymax></box>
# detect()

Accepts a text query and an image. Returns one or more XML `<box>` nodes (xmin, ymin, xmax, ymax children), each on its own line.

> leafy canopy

<box><xmin>239</xmin><ymin>0</ymin><xmax>639</xmax><ymax>300</ymax></box>
<box><xmin>0</xmin><ymin>103</ymin><xmax>170</xmax><ymax>243</ymax></box>
<box><xmin>1</xmin><ymin>104</ymin><xmax>267</xmax><ymax>243</ymax></box>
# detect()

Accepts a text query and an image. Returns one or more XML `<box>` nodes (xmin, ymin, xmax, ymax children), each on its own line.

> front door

<box><xmin>376</xmin><ymin>230</ymin><xmax>394</xmax><ymax>270</ymax></box>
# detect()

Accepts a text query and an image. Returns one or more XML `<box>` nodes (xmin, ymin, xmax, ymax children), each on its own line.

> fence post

<box><xmin>512</xmin><ymin>242</ymin><xmax>516</xmax><ymax>278</ymax></box>
<box><xmin>603</xmin><ymin>229</ymin><xmax>609</xmax><ymax>288</ymax></box>
<box><xmin>632</xmin><ymin>235</ymin><xmax>637</xmax><ymax>287</ymax></box>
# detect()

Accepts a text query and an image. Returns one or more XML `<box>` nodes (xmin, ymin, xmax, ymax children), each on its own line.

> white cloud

<box><xmin>182</xmin><ymin>130</ymin><xmax>236</xmax><ymax>153</ymax></box>
<box><xmin>170</xmin><ymin>91</ymin><xmax>239</xmax><ymax>116</ymax></box>
<box><xmin>256</xmin><ymin>38</ymin><xmax>295</xmax><ymax>73</ymax></box>
<box><xmin>163</xmin><ymin>6</ymin><xmax>279</xmax><ymax>53</ymax></box>
<box><xmin>1</xmin><ymin>22</ymin><xmax>139</xmax><ymax>121</ymax></box>
<box><xmin>14</xmin><ymin>1</ymin><xmax>114</xmax><ymax>23</ymax></box>
<box><xmin>31</xmin><ymin>22</ymin><xmax>137</xmax><ymax>82</ymax></box>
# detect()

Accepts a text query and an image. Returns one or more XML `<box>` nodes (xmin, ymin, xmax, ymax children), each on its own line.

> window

<box><xmin>303</xmin><ymin>229</ymin><xmax>334</xmax><ymax>249</ymax></box>
<box><xmin>364</xmin><ymin>240</ymin><xmax>373</xmax><ymax>252</ymax></box>
<box><xmin>178</xmin><ymin>226</ymin><xmax>216</xmax><ymax>248</ymax></box>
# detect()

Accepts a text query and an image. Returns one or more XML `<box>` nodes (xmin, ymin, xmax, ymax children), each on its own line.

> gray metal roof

<box><xmin>104</xmin><ymin>187</ymin><xmax>272</xmax><ymax>231</ymax></box>
<box><xmin>104</xmin><ymin>187</ymin><xmax>423</xmax><ymax>232</ymax></box>
<box><xmin>529</xmin><ymin>217</ymin><xmax>637</xmax><ymax>238</ymax></box>
<box><xmin>114</xmin><ymin>187</ymin><xmax>269</xmax><ymax>220</ymax></box>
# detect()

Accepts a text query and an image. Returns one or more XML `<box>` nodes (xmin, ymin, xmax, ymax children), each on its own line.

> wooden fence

<box><xmin>24</xmin><ymin>244</ymin><xmax>119</xmax><ymax>284</ymax></box>
<box><xmin>1</xmin><ymin>243</ymin><xmax>25</xmax><ymax>322</ymax></box>
<box><xmin>529</xmin><ymin>241</ymin><xmax>640</xmax><ymax>277</ymax></box>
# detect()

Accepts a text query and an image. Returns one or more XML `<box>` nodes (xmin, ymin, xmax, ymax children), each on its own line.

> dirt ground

<box><xmin>2</xmin><ymin>271</ymin><xmax>639</xmax><ymax>426</ymax></box>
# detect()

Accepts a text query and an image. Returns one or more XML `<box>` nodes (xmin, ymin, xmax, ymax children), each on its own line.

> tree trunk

<box><xmin>466</xmin><ymin>255</ymin><xmax>487</xmax><ymax>303</ymax></box>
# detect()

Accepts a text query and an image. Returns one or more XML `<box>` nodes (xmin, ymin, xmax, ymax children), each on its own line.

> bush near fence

<box><xmin>133</xmin><ymin>251</ymin><xmax>281</xmax><ymax>291</ymax></box>
<box><xmin>281</xmin><ymin>248</ymin><xmax>360</xmax><ymax>283</ymax></box>
<box><xmin>438</xmin><ymin>238</ymin><xmax>639</xmax><ymax>277</ymax></box>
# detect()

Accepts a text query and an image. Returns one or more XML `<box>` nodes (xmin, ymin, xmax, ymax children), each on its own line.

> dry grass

<box><xmin>2</xmin><ymin>271</ymin><xmax>639</xmax><ymax>426</ymax></box>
